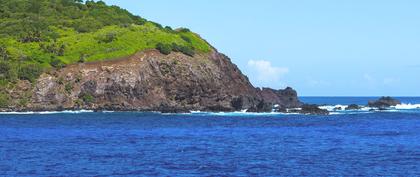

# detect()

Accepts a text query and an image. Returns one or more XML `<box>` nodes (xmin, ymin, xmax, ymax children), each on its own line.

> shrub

<box><xmin>0</xmin><ymin>61</ymin><xmax>17</xmax><ymax>81</ymax></box>
<box><xmin>178</xmin><ymin>28</ymin><xmax>191</xmax><ymax>33</ymax></box>
<box><xmin>0</xmin><ymin>62</ymin><xmax>10</xmax><ymax>79</ymax></box>
<box><xmin>80</xmin><ymin>93</ymin><xmax>95</xmax><ymax>104</ymax></box>
<box><xmin>151</xmin><ymin>22</ymin><xmax>163</xmax><ymax>29</ymax></box>
<box><xmin>179</xmin><ymin>46</ymin><xmax>195</xmax><ymax>57</ymax></box>
<box><xmin>156</xmin><ymin>43</ymin><xmax>172</xmax><ymax>55</ymax></box>
<box><xmin>18</xmin><ymin>64</ymin><xmax>43</xmax><ymax>82</ymax></box>
<box><xmin>0</xmin><ymin>93</ymin><xmax>9</xmax><ymax>108</ymax></box>
<box><xmin>181</xmin><ymin>35</ymin><xmax>191</xmax><ymax>43</ymax></box>
<box><xmin>78</xmin><ymin>53</ymin><xmax>88</xmax><ymax>63</ymax></box>
<box><xmin>65</xmin><ymin>83</ymin><xmax>73</xmax><ymax>94</ymax></box>
<box><xmin>50</xmin><ymin>58</ymin><xmax>65</xmax><ymax>68</ymax></box>
<box><xmin>164</xmin><ymin>26</ymin><xmax>174</xmax><ymax>33</ymax></box>
<box><xmin>40</xmin><ymin>42</ymin><xmax>66</xmax><ymax>56</ymax></box>
<box><xmin>19</xmin><ymin>31</ymin><xmax>43</xmax><ymax>43</ymax></box>
<box><xmin>170</xmin><ymin>43</ymin><xmax>195</xmax><ymax>57</ymax></box>
<box><xmin>0</xmin><ymin>45</ymin><xmax>10</xmax><ymax>60</ymax></box>
<box><xmin>96</xmin><ymin>32</ymin><xmax>117</xmax><ymax>43</ymax></box>
<box><xmin>58</xmin><ymin>44</ymin><xmax>65</xmax><ymax>56</ymax></box>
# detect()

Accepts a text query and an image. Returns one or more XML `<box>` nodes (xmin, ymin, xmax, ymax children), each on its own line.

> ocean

<box><xmin>1</xmin><ymin>97</ymin><xmax>419</xmax><ymax>176</ymax></box>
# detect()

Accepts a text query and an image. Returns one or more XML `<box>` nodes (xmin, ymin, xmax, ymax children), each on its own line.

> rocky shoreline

<box><xmin>328</xmin><ymin>97</ymin><xmax>403</xmax><ymax>111</ymax></box>
<box><xmin>2</xmin><ymin>49</ymin><xmax>324</xmax><ymax>114</ymax></box>
<box><xmin>0</xmin><ymin>47</ymin><xmax>403</xmax><ymax>115</ymax></box>
<box><xmin>0</xmin><ymin>96</ymin><xmax>403</xmax><ymax>115</ymax></box>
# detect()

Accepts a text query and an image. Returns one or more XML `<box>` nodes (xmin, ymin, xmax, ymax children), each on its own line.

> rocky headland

<box><xmin>2</xmin><ymin>48</ymin><xmax>316</xmax><ymax>114</ymax></box>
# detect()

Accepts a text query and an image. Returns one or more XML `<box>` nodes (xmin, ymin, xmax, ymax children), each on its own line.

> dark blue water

<box><xmin>300</xmin><ymin>96</ymin><xmax>420</xmax><ymax>105</ymax></box>
<box><xmin>1</xmin><ymin>98</ymin><xmax>420</xmax><ymax>176</ymax></box>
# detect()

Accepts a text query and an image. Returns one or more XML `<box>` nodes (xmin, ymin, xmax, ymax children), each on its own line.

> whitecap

<box><xmin>392</xmin><ymin>104</ymin><xmax>420</xmax><ymax>110</ymax></box>
<box><xmin>0</xmin><ymin>110</ymin><xmax>94</xmax><ymax>115</ymax></box>
<box><xmin>319</xmin><ymin>105</ymin><xmax>348</xmax><ymax>111</ymax></box>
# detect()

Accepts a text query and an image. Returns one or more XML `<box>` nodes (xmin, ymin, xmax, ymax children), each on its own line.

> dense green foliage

<box><xmin>0</xmin><ymin>0</ymin><xmax>211</xmax><ymax>89</ymax></box>
<box><xmin>0</xmin><ymin>92</ymin><xmax>9</xmax><ymax>108</ymax></box>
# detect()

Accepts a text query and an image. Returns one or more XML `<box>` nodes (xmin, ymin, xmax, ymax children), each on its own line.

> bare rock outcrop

<box><xmin>5</xmin><ymin>48</ymin><xmax>304</xmax><ymax>113</ymax></box>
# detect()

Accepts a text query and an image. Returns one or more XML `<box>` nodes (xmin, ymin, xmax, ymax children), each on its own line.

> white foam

<box><xmin>0</xmin><ymin>110</ymin><xmax>94</xmax><ymax>115</ymax></box>
<box><xmin>392</xmin><ymin>104</ymin><xmax>420</xmax><ymax>110</ymax></box>
<box><xmin>319</xmin><ymin>105</ymin><xmax>348</xmax><ymax>111</ymax></box>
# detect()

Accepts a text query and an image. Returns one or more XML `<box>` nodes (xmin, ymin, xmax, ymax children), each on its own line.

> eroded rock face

<box><xmin>9</xmin><ymin>49</ymin><xmax>303</xmax><ymax>112</ymax></box>
<box><xmin>259</xmin><ymin>87</ymin><xmax>303</xmax><ymax>108</ymax></box>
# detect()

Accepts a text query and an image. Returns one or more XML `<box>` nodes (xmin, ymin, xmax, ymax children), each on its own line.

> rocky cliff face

<box><xmin>7</xmin><ymin>49</ymin><xmax>302</xmax><ymax>112</ymax></box>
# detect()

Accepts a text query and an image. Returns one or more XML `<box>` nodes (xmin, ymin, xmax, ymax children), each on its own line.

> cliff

<box><xmin>4</xmin><ymin>49</ymin><xmax>301</xmax><ymax>112</ymax></box>
<box><xmin>0</xmin><ymin>0</ymin><xmax>305</xmax><ymax>113</ymax></box>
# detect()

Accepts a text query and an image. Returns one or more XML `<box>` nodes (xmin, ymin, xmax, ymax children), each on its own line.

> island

<box><xmin>0</xmin><ymin>0</ymin><xmax>332</xmax><ymax>115</ymax></box>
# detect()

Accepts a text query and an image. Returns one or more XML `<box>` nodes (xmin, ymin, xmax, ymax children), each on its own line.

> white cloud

<box><xmin>247</xmin><ymin>60</ymin><xmax>289</xmax><ymax>87</ymax></box>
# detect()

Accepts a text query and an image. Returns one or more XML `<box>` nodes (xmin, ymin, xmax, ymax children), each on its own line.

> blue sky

<box><xmin>103</xmin><ymin>0</ymin><xmax>420</xmax><ymax>96</ymax></box>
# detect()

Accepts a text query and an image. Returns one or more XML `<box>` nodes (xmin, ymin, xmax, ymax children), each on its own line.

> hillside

<box><xmin>0</xmin><ymin>0</ymin><xmax>209</xmax><ymax>79</ymax></box>
<box><xmin>0</xmin><ymin>0</ymin><xmax>212</xmax><ymax>106</ymax></box>
<box><xmin>0</xmin><ymin>0</ymin><xmax>304</xmax><ymax>113</ymax></box>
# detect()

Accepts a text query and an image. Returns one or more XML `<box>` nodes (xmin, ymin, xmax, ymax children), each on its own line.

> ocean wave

<box><xmin>392</xmin><ymin>104</ymin><xmax>420</xmax><ymax>110</ymax></box>
<box><xmin>1</xmin><ymin>104</ymin><xmax>419</xmax><ymax>116</ymax></box>
<box><xmin>320</xmin><ymin>103</ymin><xmax>420</xmax><ymax>111</ymax></box>
<box><xmin>319</xmin><ymin>105</ymin><xmax>348</xmax><ymax>111</ymax></box>
<box><xmin>0</xmin><ymin>110</ymin><xmax>94</xmax><ymax>115</ymax></box>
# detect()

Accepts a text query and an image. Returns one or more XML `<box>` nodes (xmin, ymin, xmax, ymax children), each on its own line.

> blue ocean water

<box><xmin>1</xmin><ymin>97</ymin><xmax>420</xmax><ymax>176</ymax></box>
<box><xmin>300</xmin><ymin>96</ymin><xmax>420</xmax><ymax>105</ymax></box>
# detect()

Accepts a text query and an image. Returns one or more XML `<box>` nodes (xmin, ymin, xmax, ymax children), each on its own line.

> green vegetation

<box><xmin>0</xmin><ymin>92</ymin><xmax>9</xmax><ymax>108</ymax></box>
<box><xmin>65</xmin><ymin>83</ymin><xmax>73</xmax><ymax>94</ymax></box>
<box><xmin>156</xmin><ymin>42</ymin><xmax>196</xmax><ymax>57</ymax></box>
<box><xmin>80</xmin><ymin>93</ymin><xmax>95</xmax><ymax>104</ymax></box>
<box><xmin>0</xmin><ymin>0</ymin><xmax>211</xmax><ymax>88</ymax></box>
<box><xmin>156</xmin><ymin>43</ymin><xmax>172</xmax><ymax>55</ymax></box>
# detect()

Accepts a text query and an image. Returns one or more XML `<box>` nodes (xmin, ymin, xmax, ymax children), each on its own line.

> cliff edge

<box><xmin>5</xmin><ymin>49</ymin><xmax>301</xmax><ymax>112</ymax></box>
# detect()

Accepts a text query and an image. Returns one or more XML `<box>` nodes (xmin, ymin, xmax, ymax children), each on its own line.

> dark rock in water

<box><xmin>247</xmin><ymin>100</ymin><xmax>273</xmax><ymax>113</ymax></box>
<box><xmin>259</xmin><ymin>87</ymin><xmax>303</xmax><ymax>109</ymax></box>
<box><xmin>300</xmin><ymin>104</ymin><xmax>329</xmax><ymax>115</ymax></box>
<box><xmin>368</xmin><ymin>97</ymin><xmax>401</xmax><ymax>108</ymax></box>
<box><xmin>346</xmin><ymin>104</ymin><xmax>361</xmax><ymax>110</ymax></box>
<box><xmin>333</xmin><ymin>107</ymin><xmax>342</xmax><ymax>111</ymax></box>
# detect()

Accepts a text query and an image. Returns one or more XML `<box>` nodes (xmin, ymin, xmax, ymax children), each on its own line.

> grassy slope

<box><xmin>1</xmin><ymin>22</ymin><xmax>210</xmax><ymax>65</ymax></box>
<box><xmin>0</xmin><ymin>0</ymin><xmax>212</xmax><ymax>107</ymax></box>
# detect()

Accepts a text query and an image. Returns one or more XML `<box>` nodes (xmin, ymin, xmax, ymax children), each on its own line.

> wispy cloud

<box><xmin>247</xmin><ymin>60</ymin><xmax>289</xmax><ymax>87</ymax></box>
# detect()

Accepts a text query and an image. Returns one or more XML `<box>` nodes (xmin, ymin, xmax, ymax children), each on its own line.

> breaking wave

<box><xmin>0</xmin><ymin>110</ymin><xmax>94</xmax><ymax>115</ymax></box>
<box><xmin>319</xmin><ymin>103</ymin><xmax>420</xmax><ymax>113</ymax></box>
<box><xmin>1</xmin><ymin>104</ymin><xmax>419</xmax><ymax>116</ymax></box>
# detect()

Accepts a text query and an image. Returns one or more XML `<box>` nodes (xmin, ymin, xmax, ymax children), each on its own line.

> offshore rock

<box><xmin>368</xmin><ymin>97</ymin><xmax>401</xmax><ymax>108</ymax></box>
